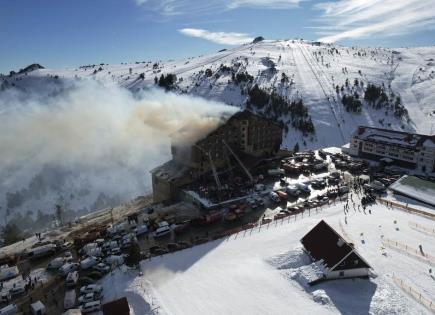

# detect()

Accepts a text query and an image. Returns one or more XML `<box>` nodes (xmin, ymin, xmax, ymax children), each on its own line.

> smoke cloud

<box><xmin>0</xmin><ymin>80</ymin><xmax>237</xmax><ymax>220</ymax></box>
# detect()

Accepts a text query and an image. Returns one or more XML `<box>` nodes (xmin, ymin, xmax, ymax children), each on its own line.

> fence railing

<box><xmin>409</xmin><ymin>222</ymin><xmax>435</xmax><ymax>237</ymax></box>
<box><xmin>392</xmin><ymin>274</ymin><xmax>435</xmax><ymax>312</ymax></box>
<box><xmin>146</xmin><ymin>201</ymin><xmax>339</xmax><ymax>262</ymax></box>
<box><xmin>377</xmin><ymin>198</ymin><xmax>435</xmax><ymax>220</ymax></box>
<box><xmin>382</xmin><ymin>238</ymin><xmax>435</xmax><ymax>266</ymax></box>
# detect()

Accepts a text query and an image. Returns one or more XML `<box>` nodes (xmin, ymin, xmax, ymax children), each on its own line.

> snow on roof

<box><xmin>390</xmin><ymin>175</ymin><xmax>435</xmax><ymax>206</ymax></box>
<box><xmin>31</xmin><ymin>301</ymin><xmax>45</xmax><ymax>312</ymax></box>
<box><xmin>423</xmin><ymin>138</ymin><xmax>435</xmax><ymax>148</ymax></box>
<box><xmin>354</xmin><ymin>126</ymin><xmax>435</xmax><ymax>149</ymax></box>
<box><xmin>150</xmin><ymin>160</ymin><xmax>190</xmax><ymax>182</ymax></box>
<box><xmin>301</xmin><ymin>220</ymin><xmax>371</xmax><ymax>270</ymax></box>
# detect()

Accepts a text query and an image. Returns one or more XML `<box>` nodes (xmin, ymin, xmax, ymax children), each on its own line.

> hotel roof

<box><xmin>354</xmin><ymin>126</ymin><xmax>435</xmax><ymax>149</ymax></box>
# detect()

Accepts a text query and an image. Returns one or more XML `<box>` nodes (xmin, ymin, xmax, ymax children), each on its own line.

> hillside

<box><xmin>1</xmin><ymin>39</ymin><xmax>434</xmax><ymax>226</ymax></box>
<box><xmin>2</xmin><ymin>39</ymin><xmax>435</xmax><ymax>150</ymax></box>
<box><xmin>100</xmin><ymin>200</ymin><xmax>435</xmax><ymax>315</ymax></box>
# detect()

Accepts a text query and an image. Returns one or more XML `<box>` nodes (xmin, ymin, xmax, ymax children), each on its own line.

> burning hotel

<box><xmin>151</xmin><ymin>110</ymin><xmax>283</xmax><ymax>206</ymax></box>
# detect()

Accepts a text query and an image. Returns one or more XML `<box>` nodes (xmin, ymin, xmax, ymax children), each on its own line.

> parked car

<box><xmin>153</xmin><ymin>225</ymin><xmax>171</xmax><ymax>238</ymax></box>
<box><xmin>254</xmin><ymin>196</ymin><xmax>264</xmax><ymax>206</ymax></box>
<box><xmin>269</xmin><ymin>192</ymin><xmax>280</xmax><ymax>203</ymax></box>
<box><xmin>64</xmin><ymin>251</ymin><xmax>72</xmax><ymax>258</ymax></box>
<box><xmin>247</xmin><ymin>198</ymin><xmax>257</xmax><ymax>209</ymax></box>
<box><xmin>80</xmin><ymin>301</ymin><xmax>101</xmax><ymax>314</ymax></box>
<box><xmin>79</xmin><ymin>292</ymin><xmax>101</xmax><ymax>305</ymax></box>
<box><xmin>80</xmin><ymin>284</ymin><xmax>102</xmax><ymax>295</ymax></box>
<box><xmin>78</xmin><ymin>277</ymin><xmax>95</xmax><ymax>286</ymax></box>
<box><xmin>0</xmin><ymin>292</ymin><xmax>11</xmax><ymax>303</ymax></box>
<box><xmin>311</xmin><ymin>178</ymin><xmax>326</xmax><ymax>189</ymax></box>
<box><xmin>64</xmin><ymin>290</ymin><xmax>76</xmax><ymax>310</ymax></box>
<box><xmin>317</xmin><ymin>196</ymin><xmax>329</xmax><ymax>205</ymax></box>
<box><xmin>93</xmin><ymin>263</ymin><xmax>110</xmax><ymax>274</ymax></box>
<box><xmin>9</xmin><ymin>284</ymin><xmax>25</xmax><ymax>297</ymax></box>
<box><xmin>295</xmin><ymin>183</ymin><xmax>310</xmax><ymax>194</ymax></box>
<box><xmin>102</xmin><ymin>241</ymin><xmax>118</xmax><ymax>252</ymax></box>
<box><xmin>177</xmin><ymin>241</ymin><xmax>192</xmax><ymax>249</ymax></box>
<box><xmin>286</xmin><ymin>185</ymin><xmax>301</xmax><ymax>197</ymax></box>
<box><xmin>110</xmin><ymin>247</ymin><xmax>121</xmax><ymax>255</ymax></box>
<box><xmin>59</xmin><ymin>263</ymin><xmax>78</xmax><ymax>277</ymax></box>
<box><xmin>87</xmin><ymin>271</ymin><xmax>103</xmax><ymax>280</ymax></box>
<box><xmin>274</xmin><ymin>212</ymin><xmax>287</xmax><ymax>220</ymax></box>
<box><xmin>65</xmin><ymin>271</ymin><xmax>79</xmax><ymax>288</ymax></box>
<box><xmin>80</xmin><ymin>257</ymin><xmax>98</xmax><ymax>270</ymax></box>
<box><xmin>338</xmin><ymin>185</ymin><xmax>349</xmax><ymax>195</ymax></box>
<box><xmin>133</xmin><ymin>225</ymin><xmax>148</xmax><ymax>236</ymax></box>
<box><xmin>0</xmin><ymin>304</ymin><xmax>18</xmax><ymax>315</ymax></box>
<box><xmin>47</xmin><ymin>257</ymin><xmax>65</xmax><ymax>270</ymax></box>
<box><xmin>167</xmin><ymin>243</ymin><xmax>180</xmax><ymax>252</ymax></box>
<box><xmin>173</xmin><ymin>220</ymin><xmax>191</xmax><ymax>235</ymax></box>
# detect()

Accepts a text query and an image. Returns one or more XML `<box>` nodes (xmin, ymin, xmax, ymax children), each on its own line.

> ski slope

<box><xmin>101</xmin><ymin>199</ymin><xmax>435</xmax><ymax>315</ymax></box>
<box><xmin>3</xmin><ymin>40</ymin><xmax>434</xmax><ymax>150</ymax></box>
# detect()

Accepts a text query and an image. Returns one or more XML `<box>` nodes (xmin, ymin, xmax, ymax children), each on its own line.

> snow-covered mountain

<box><xmin>1</xmin><ymin>39</ymin><xmax>434</xmax><ymax>227</ymax></box>
<box><xmin>3</xmin><ymin>39</ymin><xmax>435</xmax><ymax>150</ymax></box>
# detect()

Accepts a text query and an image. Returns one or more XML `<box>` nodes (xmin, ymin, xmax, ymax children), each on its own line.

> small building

<box><xmin>102</xmin><ymin>297</ymin><xmax>130</xmax><ymax>315</ymax></box>
<box><xmin>31</xmin><ymin>300</ymin><xmax>46</xmax><ymax>315</ymax></box>
<box><xmin>348</xmin><ymin>126</ymin><xmax>435</xmax><ymax>173</ymax></box>
<box><xmin>301</xmin><ymin>220</ymin><xmax>371</xmax><ymax>280</ymax></box>
<box><xmin>389</xmin><ymin>175</ymin><xmax>435</xmax><ymax>207</ymax></box>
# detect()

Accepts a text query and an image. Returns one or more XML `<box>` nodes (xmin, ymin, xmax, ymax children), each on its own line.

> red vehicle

<box><xmin>192</xmin><ymin>211</ymin><xmax>223</xmax><ymax>226</ymax></box>
<box><xmin>173</xmin><ymin>220</ymin><xmax>191</xmax><ymax>235</ymax></box>
<box><xmin>276</xmin><ymin>190</ymin><xmax>288</xmax><ymax>201</ymax></box>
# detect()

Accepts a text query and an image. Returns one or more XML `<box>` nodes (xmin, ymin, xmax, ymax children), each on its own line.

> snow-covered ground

<box><xmin>101</xmin><ymin>198</ymin><xmax>435</xmax><ymax>315</ymax></box>
<box><xmin>3</xmin><ymin>40</ymin><xmax>435</xmax><ymax>150</ymax></box>
<box><xmin>2</xmin><ymin>39</ymin><xmax>434</xmax><ymax>221</ymax></box>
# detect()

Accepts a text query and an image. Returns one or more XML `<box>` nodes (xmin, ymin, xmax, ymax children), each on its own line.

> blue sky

<box><xmin>1</xmin><ymin>0</ymin><xmax>434</xmax><ymax>73</ymax></box>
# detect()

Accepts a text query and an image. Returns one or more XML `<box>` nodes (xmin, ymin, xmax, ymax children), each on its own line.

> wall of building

<box><xmin>326</xmin><ymin>268</ymin><xmax>370</xmax><ymax>279</ymax></box>
<box><xmin>152</xmin><ymin>174</ymin><xmax>173</xmax><ymax>203</ymax></box>
<box><xmin>349</xmin><ymin>128</ymin><xmax>435</xmax><ymax>174</ymax></box>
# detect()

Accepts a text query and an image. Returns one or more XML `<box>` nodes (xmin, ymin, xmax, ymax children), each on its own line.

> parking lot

<box><xmin>1</xmin><ymin>148</ymin><xmax>410</xmax><ymax>314</ymax></box>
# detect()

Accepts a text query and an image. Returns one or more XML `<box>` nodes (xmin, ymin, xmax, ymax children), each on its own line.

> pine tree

<box><xmin>293</xmin><ymin>142</ymin><xmax>299</xmax><ymax>153</ymax></box>
<box><xmin>125</xmin><ymin>241</ymin><xmax>141</xmax><ymax>267</ymax></box>
<box><xmin>1</xmin><ymin>223</ymin><xmax>22</xmax><ymax>246</ymax></box>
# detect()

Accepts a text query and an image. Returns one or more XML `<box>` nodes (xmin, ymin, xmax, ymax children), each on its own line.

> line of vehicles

<box><xmin>64</xmin><ymin>284</ymin><xmax>104</xmax><ymax>313</ymax></box>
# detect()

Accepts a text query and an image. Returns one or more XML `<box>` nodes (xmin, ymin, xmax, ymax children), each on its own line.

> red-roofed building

<box><xmin>102</xmin><ymin>297</ymin><xmax>130</xmax><ymax>315</ymax></box>
<box><xmin>301</xmin><ymin>220</ymin><xmax>372</xmax><ymax>280</ymax></box>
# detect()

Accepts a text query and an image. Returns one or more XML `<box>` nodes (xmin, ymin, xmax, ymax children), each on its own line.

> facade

<box><xmin>301</xmin><ymin>220</ymin><xmax>371</xmax><ymax>280</ymax></box>
<box><xmin>171</xmin><ymin>110</ymin><xmax>283</xmax><ymax>173</ymax></box>
<box><xmin>151</xmin><ymin>110</ymin><xmax>283</xmax><ymax>203</ymax></box>
<box><xmin>348</xmin><ymin>126</ymin><xmax>435</xmax><ymax>173</ymax></box>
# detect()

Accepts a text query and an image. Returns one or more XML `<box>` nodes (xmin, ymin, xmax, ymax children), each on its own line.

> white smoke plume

<box><xmin>0</xmin><ymin>80</ymin><xmax>237</xmax><ymax>221</ymax></box>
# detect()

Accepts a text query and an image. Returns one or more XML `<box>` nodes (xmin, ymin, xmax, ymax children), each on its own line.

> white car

<box><xmin>153</xmin><ymin>225</ymin><xmax>171</xmax><ymax>238</ymax></box>
<box><xmin>157</xmin><ymin>221</ymin><xmax>169</xmax><ymax>228</ymax></box>
<box><xmin>64</xmin><ymin>251</ymin><xmax>72</xmax><ymax>258</ymax></box>
<box><xmin>78</xmin><ymin>293</ymin><xmax>99</xmax><ymax>305</ymax></box>
<box><xmin>93</xmin><ymin>263</ymin><xmax>110</xmax><ymax>273</ymax></box>
<box><xmin>59</xmin><ymin>263</ymin><xmax>78</xmax><ymax>277</ymax></box>
<box><xmin>80</xmin><ymin>301</ymin><xmax>100</xmax><ymax>313</ymax></box>
<box><xmin>80</xmin><ymin>284</ymin><xmax>102</xmax><ymax>295</ymax></box>
<box><xmin>65</xmin><ymin>271</ymin><xmax>79</xmax><ymax>288</ymax></box>
<box><xmin>47</xmin><ymin>257</ymin><xmax>65</xmax><ymax>270</ymax></box>
<box><xmin>134</xmin><ymin>224</ymin><xmax>148</xmax><ymax>236</ymax></box>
